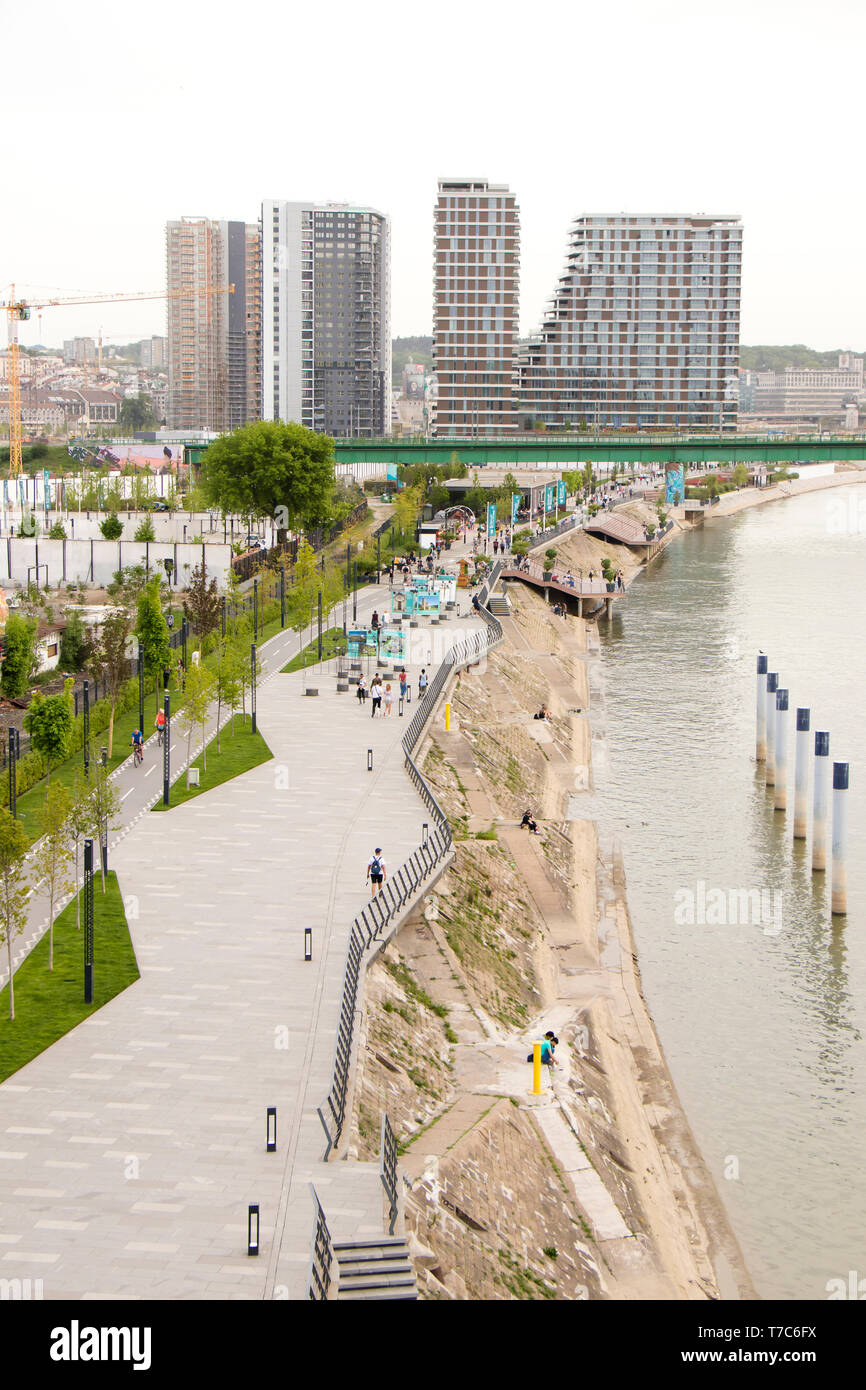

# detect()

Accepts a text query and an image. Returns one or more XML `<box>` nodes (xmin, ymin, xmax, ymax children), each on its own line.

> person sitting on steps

<box><xmin>521</xmin><ymin>809</ymin><xmax>539</xmax><ymax>834</ymax></box>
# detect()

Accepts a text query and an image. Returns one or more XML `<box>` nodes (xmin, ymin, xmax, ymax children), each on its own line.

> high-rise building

<box><xmin>519</xmin><ymin>214</ymin><xmax>743</xmax><ymax>431</ymax></box>
<box><xmin>165</xmin><ymin>217</ymin><xmax>261</xmax><ymax>432</ymax></box>
<box><xmin>262</xmin><ymin>201</ymin><xmax>390</xmax><ymax>437</ymax></box>
<box><xmin>140</xmin><ymin>335</ymin><xmax>167</xmax><ymax>369</ymax></box>
<box><xmin>62</xmin><ymin>337</ymin><xmax>97</xmax><ymax>364</ymax></box>
<box><xmin>432</xmin><ymin>178</ymin><xmax>520</xmax><ymax>436</ymax></box>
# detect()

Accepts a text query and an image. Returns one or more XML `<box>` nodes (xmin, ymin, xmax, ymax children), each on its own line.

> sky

<box><xmin>4</xmin><ymin>0</ymin><xmax>865</xmax><ymax>352</ymax></box>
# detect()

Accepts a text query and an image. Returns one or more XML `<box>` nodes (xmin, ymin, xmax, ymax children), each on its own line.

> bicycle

<box><xmin>133</xmin><ymin>741</ymin><xmax>143</xmax><ymax>767</ymax></box>
<box><xmin>156</xmin><ymin>725</ymin><xmax>165</xmax><ymax>749</ymax></box>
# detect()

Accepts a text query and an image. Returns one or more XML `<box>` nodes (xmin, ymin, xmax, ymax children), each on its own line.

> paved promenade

<box><xmin>0</xmin><ymin>595</ymin><xmax>480</xmax><ymax>1299</ymax></box>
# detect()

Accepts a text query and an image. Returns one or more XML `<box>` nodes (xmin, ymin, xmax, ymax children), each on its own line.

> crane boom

<box><xmin>3</xmin><ymin>282</ymin><xmax>234</xmax><ymax>477</ymax></box>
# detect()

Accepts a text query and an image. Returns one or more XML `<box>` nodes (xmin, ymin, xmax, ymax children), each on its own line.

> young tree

<box><xmin>24</xmin><ymin>680</ymin><xmax>74</xmax><ymax>784</ymax></box>
<box><xmin>0</xmin><ymin>809</ymin><xmax>31</xmax><ymax>1020</ymax></box>
<box><xmin>733</xmin><ymin>462</ymin><xmax>749</xmax><ymax>489</ymax></box>
<box><xmin>179</xmin><ymin>660</ymin><xmax>215</xmax><ymax>784</ymax></box>
<box><xmin>235</xmin><ymin>637</ymin><xmax>263</xmax><ymax>725</ymax></box>
<box><xmin>214</xmin><ymin>637</ymin><xmax>242</xmax><ymax>751</ymax></box>
<box><xmin>136</xmin><ymin>576</ymin><xmax>171</xmax><ymax>713</ymax></box>
<box><xmin>1</xmin><ymin>613</ymin><xmax>37</xmax><ymax>698</ymax></box>
<box><xmin>33</xmin><ymin>782</ymin><xmax>73</xmax><ymax>972</ymax></box>
<box><xmin>90</xmin><ymin>609</ymin><xmax>133</xmax><ymax>758</ymax></box>
<box><xmin>65</xmin><ymin>776</ymin><xmax>91</xmax><ymax>931</ymax></box>
<box><xmin>81</xmin><ymin>766</ymin><xmax>121</xmax><ymax>894</ymax></box>
<box><xmin>100</xmin><ymin>514</ymin><xmax>124</xmax><ymax>540</ymax></box>
<box><xmin>59</xmin><ymin>609</ymin><xmax>90</xmax><ymax>670</ymax></box>
<box><xmin>49</xmin><ymin>520</ymin><xmax>67</xmax><ymax>539</ymax></box>
<box><xmin>183</xmin><ymin>562</ymin><xmax>221</xmax><ymax>654</ymax></box>
<box><xmin>134</xmin><ymin>516</ymin><xmax>156</xmax><ymax>542</ymax></box>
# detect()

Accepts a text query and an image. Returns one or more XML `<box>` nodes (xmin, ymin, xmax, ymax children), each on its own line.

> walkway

<box><xmin>0</xmin><ymin>601</ymin><xmax>482</xmax><ymax>1298</ymax></box>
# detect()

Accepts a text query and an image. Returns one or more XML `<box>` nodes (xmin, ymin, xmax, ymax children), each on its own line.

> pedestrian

<box><xmin>366</xmin><ymin>847</ymin><xmax>387</xmax><ymax>897</ymax></box>
<box><xmin>371</xmin><ymin>609</ymin><xmax>379</xmax><ymax>631</ymax></box>
<box><xmin>418</xmin><ymin>667</ymin><xmax>428</xmax><ymax>700</ymax></box>
<box><xmin>370</xmin><ymin>674</ymin><xmax>383</xmax><ymax>717</ymax></box>
<box><xmin>357</xmin><ymin>673</ymin><xmax>368</xmax><ymax>706</ymax></box>
<box><xmin>399</xmin><ymin>667</ymin><xmax>407</xmax><ymax>700</ymax></box>
<box><xmin>493</xmin><ymin>539</ymin><xmax>499</xmax><ymax>556</ymax></box>
<box><xmin>383</xmin><ymin>682</ymin><xmax>394</xmax><ymax>717</ymax></box>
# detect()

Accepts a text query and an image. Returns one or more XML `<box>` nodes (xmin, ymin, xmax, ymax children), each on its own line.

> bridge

<box><xmin>499</xmin><ymin>561</ymin><xmax>624</xmax><ymax>618</ymax></box>
<box><xmin>334</xmin><ymin>433</ymin><xmax>866</xmax><ymax>468</ymax></box>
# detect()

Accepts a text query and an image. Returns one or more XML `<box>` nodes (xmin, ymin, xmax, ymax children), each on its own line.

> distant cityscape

<box><xmin>2</xmin><ymin>179</ymin><xmax>865</xmax><ymax>444</ymax></box>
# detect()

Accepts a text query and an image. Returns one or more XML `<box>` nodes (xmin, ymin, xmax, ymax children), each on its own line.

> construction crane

<box><xmin>3</xmin><ymin>282</ymin><xmax>234</xmax><ymax>476</ymax></box>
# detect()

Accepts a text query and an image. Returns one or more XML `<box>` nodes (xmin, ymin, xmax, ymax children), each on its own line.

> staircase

<box><xmin>487</xmin><ymin>594</ymin><xmax>510</xmax><ymax>618</ymax></box>
<box><xmin>334</xmin><ymin>1236</ymin><xmax>418</xmax><ymax>1300</ymax></box>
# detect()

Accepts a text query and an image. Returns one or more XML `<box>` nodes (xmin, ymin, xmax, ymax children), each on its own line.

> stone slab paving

<box><xmin>0</xmin><ymin>618</ymin><xmax>478</xmax><ymax>1300</ymax></box>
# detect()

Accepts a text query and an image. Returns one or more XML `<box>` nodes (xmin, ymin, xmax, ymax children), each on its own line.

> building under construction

<box><xmin>165</xmin><ymin>218</ymin><xmax>262</xmax><ymax>433</ymax></box>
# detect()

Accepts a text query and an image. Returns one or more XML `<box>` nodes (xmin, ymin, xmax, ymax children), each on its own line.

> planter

<box><xmin>606</xmin><ymin>582</ymin><xmax>616</xmax><ymax>592</ymax></box>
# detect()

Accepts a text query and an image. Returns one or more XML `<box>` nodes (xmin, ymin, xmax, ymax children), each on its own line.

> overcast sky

<box><xmin>4</xmin><ymin>0</ymin><xmax>865</xmax><ymax>352</ymax></box>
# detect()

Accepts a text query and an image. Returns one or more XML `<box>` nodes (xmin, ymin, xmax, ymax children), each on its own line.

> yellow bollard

<box><xmin>531</xmin><ymin>1041</ymin><xmax>543</xmax><ymax>1095</ymax></box>
<box><xmin>445</xmin><ymin>702</ymin><xmax>451</xmax><ymax>731</ymax></box>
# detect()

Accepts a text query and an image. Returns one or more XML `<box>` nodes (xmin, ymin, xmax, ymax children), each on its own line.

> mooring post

<box><xmin>756</xmin><ymin>653</ymin><xmax>768</xmax><ymax>761</ymax></box>
<box><xmin>831</xmin><ymin>762</ymin><xmax>849</xmax><ymax>916</ymax></box>
<box><xmin>812</xmin><ymin>732</ymin><xmax>830</xmax><ymax>872</ymax></box>
<box><xmin>765</xmin><ymin>672</ymin><xmax>779</xmax><ymax>786</ymax></box>
<box><xmin>774</xmin><ymin>689</ymin><xmax>789</xmax><ymax>812</ymax></box>
<box><xmin>793</xmin><ymin>708</ymin><xmax>810</xmax><ymax>839</ymax></box>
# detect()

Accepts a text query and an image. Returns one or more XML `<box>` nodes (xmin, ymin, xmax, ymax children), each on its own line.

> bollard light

<box><xmin>266</xmin><ymin>1108</ymin><xmax>277</xmax><ymax>1153</ymax></box>
<box><xmin>399</xmin><ymin>697</ymin><xmax>404</xmax><ymax>716</ymax></box>
<box><xmin>304</xmin><ymin>927</ymin><xmax>312</xmax><ymax>961</ymax></box>
<box><xmin>248</xmin><ymin>1204</ymin><xmax>260</xmax><ymax>1256</ymax></box>
<box><xmin>406</xmin><ymin>684</ymin><xmax>411</xmax><ymax>704</ymax></box>
<box><xmin>367</xmin><ymin>748</ymin><xmax>373</xmax><ymax>772</ymax></box>
<box><xmin>422</xmin><ymin>823</ymin><xmax>429</xmax><ymax>844</ymax></box>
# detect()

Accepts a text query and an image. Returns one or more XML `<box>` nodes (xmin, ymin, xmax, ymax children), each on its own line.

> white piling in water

<box><xmin>765</xmin><ymin>672</ymin><xmax>779</xmax><ymax>786</ymax></box>
<box><xmin>774</xmin><ymin>689</ymin><xmax>789</xmax><ymax>811</ymax></box>
<box><xmin>793</xmin><ymin>708</ymin><xmax>811</xmax><ymax>838</ymax></box>
<box><xmin>812</xmin><ymin>732</ymin><xmax>830</xmax><ymax>872</ymax></box>
<box><xmin>756</xmin><ymin>654</ymin><xmax>768</xmax><ymax>761</ymax></box>
<box><xmin>831</xmin><ymin>762</ymin><xmax>849</xmax><ymax>916</ymax></box>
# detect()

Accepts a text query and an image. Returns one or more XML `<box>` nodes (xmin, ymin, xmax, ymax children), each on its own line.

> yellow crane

<box><xmin>3</xmin><ymin>282</ymin><xmax>234</xmax><ymax>475</ymax></box>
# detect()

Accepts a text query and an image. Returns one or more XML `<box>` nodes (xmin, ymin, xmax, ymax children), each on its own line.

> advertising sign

<box><xmin>545</xmin><ymin>483</ymin><xmax>556</xmax><ymax>514</ymax></box>
<box><xmin>665</xmin><ymin>466</ymin><xmax>685</xmax><ymax>505</ymax></box>
<box><xmin>347</xmin><ymin>629</ymin><xmax>367</xmax><ymax>659</ymax></box>
<box><xmin>487</xmin><ymin>502</ymin><xmax>497</xmax><ymax>538</ymax></box>
<box><xmin>379</xmin><ymin>628</ymin><xmax>406</xmax><ymax>660</ymax></box>
<box><xmin>557</xmin><ymin>479</ymin><xmax>567</xmax><ymax>506</ymax></box>
<box><xmin>511</xmin><ymin>492</ymin><xmax>521</xmax><ymax>525</ymax></box>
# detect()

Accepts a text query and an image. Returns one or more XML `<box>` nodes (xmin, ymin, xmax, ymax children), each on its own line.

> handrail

<box><xmin>315</xmin><ymin>566</ymin><xmax>504</xmax><ymax>1160</ymax></box>
<box><xmin>380</xmin><ymin>1113</ymin><xmax>399</xmax><ymax>1236</ymax></box>
<box><xmin>307</xmin><ymin>1184</ymin><xmax>335</xmax><ymax>1301</ymax></box>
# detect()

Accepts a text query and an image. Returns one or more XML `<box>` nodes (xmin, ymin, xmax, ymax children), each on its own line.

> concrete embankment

<box><xmin>348</xmin><ymin>581</ymin><xmax>754</xmax><ymax>1300</ymax></box>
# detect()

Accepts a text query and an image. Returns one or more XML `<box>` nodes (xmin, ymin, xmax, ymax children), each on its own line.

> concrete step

<box><xmin>338</xmin><ymin>1288</ymin><xmax>418</xmax><ymax>1301</ymax></box>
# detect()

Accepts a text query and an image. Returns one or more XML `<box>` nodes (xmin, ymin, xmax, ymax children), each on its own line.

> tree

<box><xmin>136</xmin><ymin>577</ymin><xmax>171</xmax><ymax>713</ymax></box>
<box><xmin>0</xmin><ymin>809</ymin><xmax>31</xmax><ymax>1020</ymax></box>
<box><xmin>100</xmin><ymin>514</ymin><xmax>123</xmax><ymax>540</ymax></box>
<box><xmin>24</xmin><ymin>681</ymin><xmax>74</xmax><ymax>783</ymax></box>
<box><xmin>33</xmin><ymin>783</ymin><xmax>73</xmax><ymax>972</ymax></box>
<box><xmin>214</xmin><ymin>637</ymin><xmax>243</xmax><ymax>751</ymax></box>
<box><xmin>733</xmin><ymin>463</ymin><xmax>749</xmax><ymax>489</ymax></box>
<box><xmin>182</xmin><ymin>562</ymin><xmax>221</xmax><ymax>654</ymax></box>
<box><xmin>119</xmin><ymin>394</ymin><xmax>157</xmax><ymax>433</ymax></box>
<box><xmin>49</xmin><ymin>520</ymin><xmax>67</xmax><ymax>539</ymax></box>
<box><xmin>90</xmin><ymin>609</ymin><xmax>132</xmax><ymax>757</ymax></box>
<box><xmin>134</xmin><ymin>516</ymin><xmax>155</xmax><ymax>542</ymax></box>
<box><xmin>202</xmin><ymin>420</ymin><xmax>336</xmax><ymax>530</ymax></box>
<box><xmin>82</xmin><ymin>765</ymin><xmax>121</xmax><ymax>893</ymax></box>
<box><xmin>236</xmin><ymin>638</ymin><xmax>262</xmax><ymax>724</ymax></box>
<box><xmin>1</xmin><ymin>613</ymin><xmax>36</xmax><ymax>698</ymax></box>
<box><xmin>59</xmin><ymin>609</ymin><xmax>90</xmax><ymax>671</ymax></box>
<box><xmin>66</xmin><ymin>777</ymin><xmax>93</xmax><ymax>931</ymax></box>
<box><xmin>179</xmin><ymin>660</ymin><xmax>215</xmax><ymax>785</ymax></box>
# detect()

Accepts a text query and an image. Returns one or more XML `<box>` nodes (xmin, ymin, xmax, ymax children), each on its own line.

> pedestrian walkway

<box><xmin>0</xmin><ymin>600</ymin><xmax>482</xmax><ymax>1299</ymax></box>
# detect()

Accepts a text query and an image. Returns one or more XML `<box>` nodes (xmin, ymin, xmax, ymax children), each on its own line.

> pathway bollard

<box><xmin>367</xmin><ymin>748</ymin><xmax>373</xmax><ymax>772</ymax></box>
<box><xmin>765</xmin><ymin>672</ymin><xmax>779</xmax><ymax>786</ymax></box>
<box><xmin>304</xmin><ymin>927</ymin><xmax>312</xmax><ymax>960</ymax></box>
<box><xmin>248</xmin><ymin>1204</ymin><xmax>259</xmax><ymax>1256</ymax></box>
<box><xmin>756</xmin><ymin>653</ymin><xmax>768</xmax><ymax>761</ymax></box>
<box><xmin>831</xmin><ymin>762</ymin><xmax>849</xmax><ymax>916</ymax></box>
<box><xmin>445</xmin><ymin>702</ymin><xmax>451</xmax><ymax>731</ymax></box>
<box><xmin>794</xmin><ymin>708</ymin><xmax>810</xmax><ymax>838</ymax></box>
<box><xmin>266</xmin><ymin>1108</ymin><xmax>277</xmax><ymax>1152</ymax></box>
<box><xmin>774</xmin><ymin>689</ymin><xmax>789</xmax><ymax>811</ymax></box>
<box><xmin>531</xmin><ymin>1042</ymin><xmax>543</xmax><ymax>1096</ymax></box>
<box><xmin>812</xmin><ymin>732</ymin><xmax>830</xmax><ymax>872</ymax></box>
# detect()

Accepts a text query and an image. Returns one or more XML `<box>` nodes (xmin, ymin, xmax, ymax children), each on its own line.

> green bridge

<box><xmin>334</xmin><ymin>433</ymin><xmax>866</xmax><ymax>467</ymax></box>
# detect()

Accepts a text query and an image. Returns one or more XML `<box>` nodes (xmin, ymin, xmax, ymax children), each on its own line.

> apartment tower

<box><xmin>165</xmin><ymin>217</ymin><xmax>262</xmax><ymax>432</ymax></box>
<box><xmin>432</xmin><ymin>178</ymin><xmax>520</xmax><ymax>436</ymax></box>
<box><xmin>262</xmin><ymin>201</ymin><xmax>390</xmax><ymax>437</ymax></box>
<box><xmin>519</xmin><ymin>214</ymin><xmax>742</xmax><ymax>430</ymax></box>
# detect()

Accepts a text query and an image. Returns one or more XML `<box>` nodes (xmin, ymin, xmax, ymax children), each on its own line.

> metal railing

<box><xmin>315</xmin><ymin>563</ymin><xmax>504</xmax><ymax>1161</ymax></box>
<box><xmin>380</xmin><ymin>1114</ymin><xmax>399</xmax><ymax>1236</ymax></box>
<box><xmin>307</xmin><ymin>1184</ymin><xmax>335</xmax><ymax>1301</ymax></box>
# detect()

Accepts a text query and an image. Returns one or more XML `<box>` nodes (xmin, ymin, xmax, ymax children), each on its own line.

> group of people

<box><xmin>357</xmin><ymin>666</ymin><xmax>428</xmax><ymax>715</ymax></box>
<box><xmin>526</xmin><ymin>1030</ymin><xmax>560</xmax><ymax>1071</ymax></box>
<box><xmin>130</xmin><ymin>707</ymin><xmax>167</xmax><ymax>766</ymax></box>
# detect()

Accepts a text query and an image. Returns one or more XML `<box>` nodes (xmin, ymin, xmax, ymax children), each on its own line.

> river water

<box><xmin>585</xmin><ymin>484</ymin><xmax>866</xmax><ymax>1301</ymax></box>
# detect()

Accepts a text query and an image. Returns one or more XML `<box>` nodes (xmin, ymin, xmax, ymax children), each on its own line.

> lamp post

<box><xmin>162</xmin><ymin>692</ymin><xmax>171</xmax><ymax>806</ymax></box>
<box><xmin>83</xmin><ymin>838</ymin><xmax>94</xmax><ymax>1004</ymax></box>
<box><xmin>253</xmin><ymin>577</ymin><xmax>259</xmax><ymax>640</ymax></box>
<box><xmin>8</xmin><ymin>726</ymin><xmax>16</xmax><ymax>819</ymax></box>
<box><xmin>82</xmin><ymin>678</ymin><xmax>90</xmax><ymax>778</ymax></box>
<box><xmin>280</xmin><ymin>565</ymin><xmax>286</xmax><ymax>628</ymax></box>
<box><xmin>317</xmin><ymin>591</ymin><xmax>323</xmax><ymax>662</ymax></box>
<box><xmin>137</xmin><ymin>645</ymin><xmax>144</xmax><ymax>735</ymax></box>
<box><xmin>353</xmin><ymin>562</ymin><xmax>358</xmax><ymax>622</ymax></box>
<box><xmin>251</xmin><ymin>643</ymin><xmax>257</xmax><ymax>735</ymax></box>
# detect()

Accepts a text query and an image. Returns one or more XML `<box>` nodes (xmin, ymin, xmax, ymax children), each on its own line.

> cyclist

<box><xmin>131</xmin><ymin>727</ymin><xmax>144</xmax><ymax>766</ymax></box>
<box><xmin>155</xmin><ymin>707</ymin><xmax>166</xmax><ymax>747</ymax></box>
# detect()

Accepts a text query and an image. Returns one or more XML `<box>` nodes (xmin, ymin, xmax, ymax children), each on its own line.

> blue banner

<box><xmin>545</xmin><ymin>483</ymin><xmax>555</xmax><ymax>514</ymax></box>
<box><xmin>665</xmin><ymin>466</ymin><xmax>685</xmax><ymax>505</ymax></box>
<box><xmin>511</xmin><ymin>492</ymin><xmax>520</xmax><ymax>525</ymax></box>
<box><xmin>487</xmin><ymin>502</ymin><xmax>497</xmax><ymax>538</ymax></box>
<box><xmin>557</xmin><ymin>479</ymin><xmax>567</xmax><ymax>505</ymax></box>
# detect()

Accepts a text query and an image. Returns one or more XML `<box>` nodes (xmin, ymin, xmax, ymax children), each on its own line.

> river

<box><xmin>586</xmin><ymin>484</ymin><xmax>866</xmax><ymax>1301</ymax></box>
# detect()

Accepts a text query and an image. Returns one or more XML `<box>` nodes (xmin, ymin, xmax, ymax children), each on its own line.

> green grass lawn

<box><xmin>0</xmin><ymin>871</ymin><xmax>139</xmax><ymax>1083</ymax></box>
<box><xmin>152</xmin><ymin>713</ymin><xmax>272</xmax><ymax>811</ymax></box>
<box><xmin>281</xmin><ymin>626</ymin><xmax>347</xmax><ymax>672</ymax></box>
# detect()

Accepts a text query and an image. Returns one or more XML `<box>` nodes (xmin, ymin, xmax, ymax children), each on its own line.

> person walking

<box><xmin>418</xmin><ymin>667</ymin><xmax>428</xmax><ymax>700</ymax></box>
<box><xmin>370</xmin><ymin>674</ymin><xmax>383</xmax><ymax>716</ymax></box>
<box><xmin>383</xmin><ymin>682</ymin><xmax>394</xmax><ymax>717</ymax></box>
<box><xmin>357</xmin><ymin>673</ymin><xmax>368</xmax><ymax>706</ymax></box>
<box><xmin>371</xmin><ymin>609</ymin><xmax>379</xmax><ymax>632</ymax></box>
<box><xmin>367</xmin><ymin>848</ymin><xmax>387</xmax><ymax>896</ymax></box>
<box><xmin>399</xmin><ymin>668</ymin><xmax>408</xmax><ymax>701</ymax></box>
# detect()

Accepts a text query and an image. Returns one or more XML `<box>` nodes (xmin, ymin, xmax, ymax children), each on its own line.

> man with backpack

<box><xmin>366</xmin><ymin>848</ymin><xmax>386</xmax><ymax>897</ymax></box>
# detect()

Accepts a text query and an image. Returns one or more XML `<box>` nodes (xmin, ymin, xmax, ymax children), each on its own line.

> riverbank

<box><xmin>347</xmin><ymin>580</ymin><xmax>753</xmax><ymax>1299</ymax></box>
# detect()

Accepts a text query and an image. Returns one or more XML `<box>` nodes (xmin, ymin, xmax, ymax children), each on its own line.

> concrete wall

<box><xmin>0</xmin><ymin>537</ymin><xmax>235</xmax><ymax>590</ymax></box>
<box><xmin>0</xmin><ymin>510</ymin><xmax>268</xmax><ymax>546</ymax></box>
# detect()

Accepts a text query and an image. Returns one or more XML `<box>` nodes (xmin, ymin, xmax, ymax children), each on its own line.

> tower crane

<box><xmin>3</xmin><ymin>282</ymin><xmax>234</xmax><ymax>476</ymax></box>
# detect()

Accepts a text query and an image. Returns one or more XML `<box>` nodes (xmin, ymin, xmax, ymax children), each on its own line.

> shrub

<box><xmin>100</xmin><ymin>514</ymin><xmax>123</xmax><ymax>540</ymax></box>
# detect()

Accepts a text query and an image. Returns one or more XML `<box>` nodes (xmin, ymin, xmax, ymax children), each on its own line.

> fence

<box><xmin>315</xmin><ymin>561</ymin><xmax>504</xmax><ymax>1160</ymax></box>
<box><xmin>380</xmin><ymin>1113</ymin><xmax>399</xmax><ymax>1236</ymax></box>
<box><xmin>307</xmin><ymin>1184</ymin><xmax>335</xmax><ymax>1302</ymax></box>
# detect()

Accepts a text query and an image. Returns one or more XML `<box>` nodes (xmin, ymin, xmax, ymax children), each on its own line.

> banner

<box><xmin>486</xmin><ymin>502</ymin><xmax>497</xmax><ymax>538</ymax></box>
<box><xmin>557</xmin><ymin>479</ymin><xmax>567</xmax><ymax>506</ymax></box>
<box><xmin>511</xmin><ymin>492</ymin><xmax>521</xmax><ymax>525</ymax></box>
<box><xmin>545</xmin><ymin>483</ymin><xmax>555</xmax><ymax>514</ymax></box>
<box><xmin>665</xmin><ymin>466</ymin><xmax>685</xmax><ymax>505</ymax></box>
